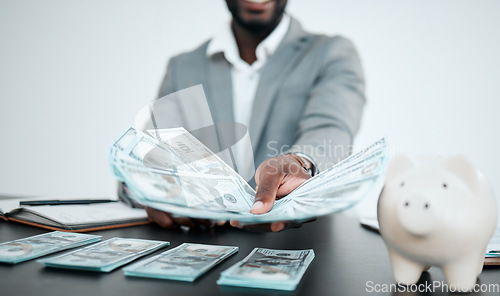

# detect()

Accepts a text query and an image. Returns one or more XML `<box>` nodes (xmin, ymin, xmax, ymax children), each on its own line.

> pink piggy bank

<box><xmin>378</xmin><ymin>155</ymin><xmax>497</xmax><ymax>292</ymax></box>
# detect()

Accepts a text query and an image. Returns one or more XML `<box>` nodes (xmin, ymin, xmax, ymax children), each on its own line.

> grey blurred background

<box><xmin>1</xmin><ymin>0</ymin><xmax>499</xmax><ymax>214</ymax></box>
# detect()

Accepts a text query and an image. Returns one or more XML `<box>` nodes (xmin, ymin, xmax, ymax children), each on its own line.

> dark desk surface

<box><xmin>1</xmin><ymin>211</ymin><xmax>499</xmax><ymax>296</ymax></box>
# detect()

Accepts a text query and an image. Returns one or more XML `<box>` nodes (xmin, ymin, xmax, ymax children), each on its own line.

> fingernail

<box><xmin>272</xmin><ymin>223</ymin><xmax>285</xmax><ymax>232</ymax></box>
<box><xmin>230</xmin><ymin>221</ymin><xmax>239</xmax><ymax>227</ymax></box>
<box><xmin>217</xmin><ymin>220</ymin><xmax>226</xmax><ymax>226</ymax></box>
<box><xmin>251</xmin><ymin>201</ymin><xmax>264</xmax><ymax>212</ymax></box>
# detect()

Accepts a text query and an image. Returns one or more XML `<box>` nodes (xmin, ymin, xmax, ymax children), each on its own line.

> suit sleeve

<box><xmin>287</xmin><ymin>36</ymin><xmax>366</xmax><ymax>172</ymax></box>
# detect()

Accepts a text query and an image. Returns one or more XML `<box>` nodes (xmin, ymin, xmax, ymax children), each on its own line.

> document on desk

<box><xmin>109</xmin><ymin>126</ymin><xmax>390</xmax><ymax>223</ymax></box>
<box><xmin>0</xmin><ymin>231</ymin><xmax>101</xmax><ymax>264</ymax></box>
<box><xmin>0</xmin><ymin>198</ymin><xmax>149</xmax><ymax>231</ymax></box>
<box><xmin>38</xmin><ymin>237</ymin><xmax>169</xmax><ymax>272</ymax></box>
<box><xmin>124</xmin><ymin>243</ymin><xmax>238</xmax><ymax>281</ymax></box>
<box><xmin>217</xmin><ymin>248</ymin><xmax>315</xmax><ymax>291</ymax></box>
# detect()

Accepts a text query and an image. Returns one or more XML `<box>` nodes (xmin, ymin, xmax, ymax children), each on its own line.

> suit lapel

<box><xmin>204</xmin><ymin>53</ymin><xmax>239</xmax><ymax>169</ymax></box>
<box><xmin>249</xmin><ymin>19</ymin><xmax>310</xmax><ymax>151</ymax></box>
<box><xmin>205</xmin><ymin>53</ymin><xmax>234</xmax><ymax>124</ymax></box>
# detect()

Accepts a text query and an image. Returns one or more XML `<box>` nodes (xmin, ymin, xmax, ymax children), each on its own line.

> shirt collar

<box><xmin>207</xmin><ymin>14</ymin><xmax>291</xmax><ymax>68</ymax></box>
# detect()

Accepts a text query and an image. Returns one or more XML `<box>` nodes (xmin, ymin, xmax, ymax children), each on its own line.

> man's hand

<box><xmin>230</xmin><ymin>154</ymin><xmax>313</xmax><ymax>232</ymax></box>
<box><xmin>251</xmin><ymin>154</ymin><xmax>312</xmax><ymax>214</ymax></box>
<box><xmin>146</xmin><ymin>207</ymin><xmax>225</xmax><ymax>229</ymax></box>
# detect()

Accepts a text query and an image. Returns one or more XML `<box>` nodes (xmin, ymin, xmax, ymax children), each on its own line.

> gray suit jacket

<box><xmin>158</xmin><ymin>18</ymin><xmax>365</xmax><ymax>173</ymax></box>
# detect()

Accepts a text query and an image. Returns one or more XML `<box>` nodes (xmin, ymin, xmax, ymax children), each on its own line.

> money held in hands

<box><xmin>109</xmin><ymin>127</ymin><xmax>390</xmax><ymax>222</ymax></box>
<box><xmin>124</xmin><ymin>243</ymin><xmax>238</xmax><ymax>281</ymax></box>
<box><xmin>38</xmin><ymin>237</ymin><xmax>169</xmax><ymax>272</ymax></box>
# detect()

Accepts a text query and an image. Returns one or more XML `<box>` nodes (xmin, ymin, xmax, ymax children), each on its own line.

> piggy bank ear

<box><xmin>386</xmin><ymin>155</ymin><xmax>418</xmax><ymax>181</ymax></box>
<box><xmin>442</xmin><ymin>155</ymin><xmax>479</xmax><ymax>192</ymax></box>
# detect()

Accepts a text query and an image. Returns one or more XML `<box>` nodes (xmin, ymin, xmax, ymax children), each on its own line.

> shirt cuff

<box><xmin>283</xmin><ymin>152</ymin><xmax>320</xmax><ymax>177</ymax></box>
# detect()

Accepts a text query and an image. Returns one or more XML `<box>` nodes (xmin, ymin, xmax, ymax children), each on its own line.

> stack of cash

<box><xmin>0</xmin><ymin>231</ymin><xmax>101</xmax><ymax>264</ymax></box>
<box><xmin>110</xmin><ymin>127</ymin><xmax>256</xmax><ymax>215</ymax></box>
<box><xmin>38</xmin><ymin>237</ymin><xmax>168</xmax><ymax>272</ymax></box>
<box><xmin>124</xmin><ymin>243</ymin><xmax>238</xmax><ymax>281</ymax></box>
<box><xmin>109</xmin><ymin>126</ymin><xmax>390</xmax><ymax>223</ymax></box>
<box><xmin>217</xmin><ymin>248</ymin><xmax>314</xmax><ymax>291</ymax></box>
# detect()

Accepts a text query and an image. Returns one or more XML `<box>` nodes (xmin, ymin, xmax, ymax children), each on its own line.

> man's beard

<box><xmin>230</xmin><ymin>2</ymin><xmax>286</xmax><ymax>34</ymax></box>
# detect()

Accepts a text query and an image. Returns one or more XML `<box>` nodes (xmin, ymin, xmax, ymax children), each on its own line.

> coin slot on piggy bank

<box><xmin>377</xmin><ymin>155</ymin><xmax>498</xmax><ymax>292</ymax></box>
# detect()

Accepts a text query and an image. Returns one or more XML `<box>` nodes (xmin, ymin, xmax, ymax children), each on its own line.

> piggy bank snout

<box><xmin>396</xmin><ymin>195</ymin><xmax>440</xmax><ymax>237</ymax></box>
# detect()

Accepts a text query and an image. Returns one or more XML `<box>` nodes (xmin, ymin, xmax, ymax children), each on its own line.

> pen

<box><xmin>19</xmin><ymin>199</ymin><xmax>118</xmax><ymax>206</ymax></box>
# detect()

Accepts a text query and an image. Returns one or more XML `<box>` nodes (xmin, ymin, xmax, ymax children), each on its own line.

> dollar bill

<box><xmin>124</xmin><ymin>243</ymin><xmax>238</xmax><ymax>281</ymax></box>
<box><xmin>217</xmin><ymin>248</ymin><xmax>315</xmax><ymax>291</ymax></box>
<box><xmin>110</xmin><ymin>128</ymin><xmax>255</xmax><ymax>211</ymax></box>
<box><xmin>147</xmin><ymin>128</ymin><xmax>255</xmax><ymax>205</ymax></box>
<box><xmin>113</xmin><ymin>161</ymin><xmax>253</xmax><ymax>212</ymax></box>
<box><xmin>288</xmin><ymin>137</ymin><xmax>388</xmax><ymax>197</ymax></box>
<box><xmin>0</xmin><ymin>231</ymin><xmax>101</xmax><ymax>264</ymax></box>
<box><xmin>38</xmin><ymin>237</ymin><xmax>169</xmax><ymax>272</ymax></box>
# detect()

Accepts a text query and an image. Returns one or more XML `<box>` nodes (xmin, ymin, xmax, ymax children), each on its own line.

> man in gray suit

<box><xmin>146</xmin><ymin>0</ymin><xmax>365</xmax><ymax>231</ymax></box>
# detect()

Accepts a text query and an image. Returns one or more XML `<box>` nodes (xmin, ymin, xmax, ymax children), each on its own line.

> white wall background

<box><xmin>1</xmin><ymin>1</ymin><xmax>499</xmax><ymax>213</ymax></box>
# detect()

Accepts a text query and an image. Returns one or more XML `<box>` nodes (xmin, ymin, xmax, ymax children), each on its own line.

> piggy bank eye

<box><xmin>400</xmin><ymin>182</ymin><xmax>405</xmax><ymax>187</ymax></box>
<box><xmin>442</xmin><ymin>183</ymin><xmax>447</xmax><ymax>189</ymax></box>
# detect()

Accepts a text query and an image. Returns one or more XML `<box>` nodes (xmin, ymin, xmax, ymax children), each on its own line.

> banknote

<box><xmin>113</xmin><ymin>161</ymin><xmax>253</xmax><ymax>212</ymax></box>
<box><xmin>217</xmin><ymin>248</ymin><xmax>315</xmax><ymax>291</ymax></box>
<box><xmin>0</xmin><ymin>231</ymin><xmax>101</xmax><ymax>264</ymax></box>
<box><xmin>147</xmin><ymin>127</ymin><xmax>256</xmax><ymax>207</ymax></box>
<box><xmin>110</xmin><ymin>128</ymin><xmax>184</xmax><ymax>171</ymax></box>
<box><xmin>288</xmin><ymin>137</ymin><xmax>388</xmax><ymax>197</ymax></box>
<box><xmin>147</xmin><ymin>128</ymin><xmax>229</xmax><ymax>173</ymax></box>
<box><xmin>111</xmin><ymin>127</ymin><xmax>140</xmax><ymax>155</ymax></box>
<box><xmin>38</xmin><ymin>237</ymin><xmax>169</xmax><ymax>272</ymax></box>
<box><xmin>147</xmin><ymin>128</ymin><xmax>250</xmax><ymax>183</ymax></box>
<box><xmin>109</xmin><ymin>126</ymin><xmax>390</xmax><ymax>223</ymax></box>
<box><xmin>124</xmin><ymin>243</ymin><xmax>238</xmax><ymax>281</ymax></box>
<box><xmin>110</xmin><ymin>128</ymin><xmax>255</xmax><ymax>211</ymax></box>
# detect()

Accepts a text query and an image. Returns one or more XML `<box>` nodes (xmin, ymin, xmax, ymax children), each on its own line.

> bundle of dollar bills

<box><xmin>109</xmin><ymin>126</ymin><xmax>389</xmax><ymax>223</ymax></box>
<box><xmin>217</xmin><ymin>248</ymin><xmax>314</xmax><ymax>291</ymax></box>
<box><xmin>124</xmin><ymin>243</ymin><xmax>238</xmax><ymax>281</ymax></box>
<box><xmin>38</xmin><ymin>237</ymin><xmax>168</xmax><ymax>272</ymax></box>
<box><xmin>0</xmin><ymin>231</ymin><xmax>101</xmax><ymax>264</ymax></box>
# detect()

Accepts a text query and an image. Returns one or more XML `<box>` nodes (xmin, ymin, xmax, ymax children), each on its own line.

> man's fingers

<box><xmin>253</xmin><ymin>160</ymin><xmax>283</xmax><ymax>214</ymax></box>
<box><xmin>270</xmin><ymin>222</ymin><xmax>286</xmax><ymax>232</ymax></box>
<box><xmin>252</xmin><ymin>176</ymin><xmax>281</xmax><ymax>214</ymax></box>
<box><xmin>146</xmin><ymin>207</ymin><xmax>204</xmax><ymax>229</ymax></box>
<box><xmin>146</xmin><ymin>207</ymin><xmax>177</xmax><ymax>229</ymax></box>
<box><xmin>233</xmin><ymin>222</ymin><xmax>287</xmax><ymax>232</ymax></box>
<box><xmin>275</xmin><ymin>175</ymin><xmax>309</xmax><ymax>197</ymax></box>
<box><xmin>236</xmin><ymin>222</ymin><xmax>272</xmax><ymax>232</ymax></box>
<box><xmin>172</xmin><ymin>216</ymin><xmax>197</xmax><ymax>228</ymax></box>
<box><xmin>194</xmin><ymin>219</ymin><xmax>212</xmax><ymax>227</ymax></box>
<box><xmin>229</xmin><ymin>218</ymin><xmax>316</xmax><ymax>232</ymax></box>
<box><xmin>229</xmin><ymin>220</ymin><xmax>242</xmax><ymax>228</ymax></box>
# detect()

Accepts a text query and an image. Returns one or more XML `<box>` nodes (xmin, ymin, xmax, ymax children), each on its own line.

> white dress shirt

<box><xmin>206</xmin><ymin>14</ymin><xmax>291</xmax><ymax>128</ymax></box>
<box><xmin>206</xmin><ymin>15</ymin><xmax>291</xmax><ymax>179</ymax></box>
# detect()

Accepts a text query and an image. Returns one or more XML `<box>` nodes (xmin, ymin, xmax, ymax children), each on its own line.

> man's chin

<box><xmin>227</xmin><ymin>0</ymin><xmax>286</xmax><ymax>34</ymax></box>
<box><xmin>237</xmin><ymin>19</ymin><xmax>277</xmax><ymax>33</ymax></box>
